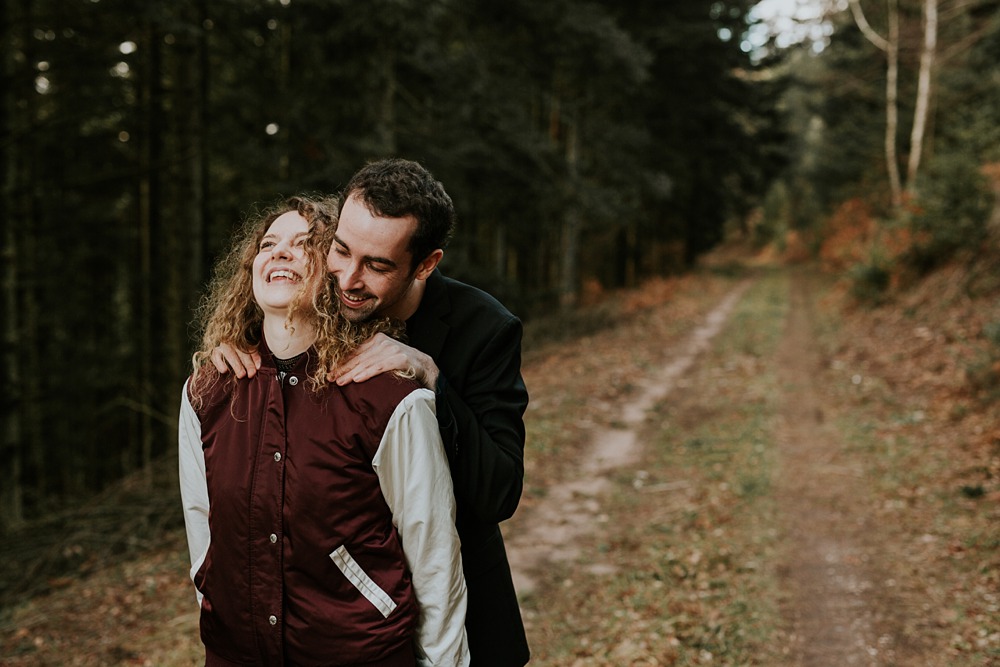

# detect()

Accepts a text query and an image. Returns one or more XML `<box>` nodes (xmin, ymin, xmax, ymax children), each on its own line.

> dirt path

<box><xmin>510</xmin><ymin>268</ymin><xmax>927</xmax><ymax>665</ymax></box>
<box><xmin>772</xmin><ymin>271</ymin><xmax>896</xmax><ymax>666</ymax></box>
<box><xmin>505</xmin><ymin>280</ymin><xmax>753</xmax><ymax>596</ymax></box>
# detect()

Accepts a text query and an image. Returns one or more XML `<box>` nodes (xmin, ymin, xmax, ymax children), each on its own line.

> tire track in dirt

<box><xmin>506</xmin><ymin>279</ymin><xmax>753</xmax><ymax>596</ymax></box>
<box><xmin>773</xmin><ymin>270</ymin><xmax>898</xmax><ymax>666</ymax></box>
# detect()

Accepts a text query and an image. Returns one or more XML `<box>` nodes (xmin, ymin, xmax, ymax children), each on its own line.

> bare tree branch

<box><xmin>849</xmin><ymin>0</ymin><xmax>890</xmax><ymax>51</ymax></box>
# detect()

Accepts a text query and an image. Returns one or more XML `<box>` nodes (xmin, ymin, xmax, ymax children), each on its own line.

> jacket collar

<box><xmin>257</xmin><ymin>338</ymin><xmax>314</xmax><ymax>375</ymax></box>
<box><xmin>405</xmin><ymin>269</ymin><xmax>451</xmax><ymax>358</ymax></box>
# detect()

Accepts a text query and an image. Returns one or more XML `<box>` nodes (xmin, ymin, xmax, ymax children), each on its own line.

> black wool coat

<box><xmin>406</xmin><ymin>269</ymin><xmax>530</xmax><ymax>667</ymax></box>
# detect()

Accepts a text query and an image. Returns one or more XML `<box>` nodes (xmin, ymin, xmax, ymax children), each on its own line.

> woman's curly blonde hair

<box><xmin>189</xmin><ymin>195</ymin><xmax>401</xmax><ymax>406</ymax></box>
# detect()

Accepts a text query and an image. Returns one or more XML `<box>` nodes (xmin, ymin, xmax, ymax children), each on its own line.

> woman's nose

<box><xmin>272</xmin><ymin>239</ymin><xmax>294</xmax><ymax>258</ymax></box>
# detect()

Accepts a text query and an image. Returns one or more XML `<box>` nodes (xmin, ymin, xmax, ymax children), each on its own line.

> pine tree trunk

<box><xmin>180</xmin><ymin>0</ymin><xmax>209</xmax><ymax>297</ymax></box>
<box><xmin>278</xmin><ymin>19</ymin><xmax>292</xmax><ymax>181</ymax></box>
<box><xmin>624</xmin><ymin>223</ymin><xmax>638</xmax><ymax>288</ymax></box>
<box><xmin>559</xmin><ymin>120</ymin><xmax>580</xmax><ymax>309</ymax></box>
<box><xmin>168</xmin><ymin>4</ymin><xmax>208</xmax><ymax>428</ymax></box>
<box><xmin>138</xmin><ymin>18</ymin><xmax>164</xmax><ymax>482</ymax></box>
<box><xmin>1</xmin><ymin>58</ymin><xmax>23</xmax><ymax>530</ymax></box>
<box><xmin>377</xmin><ymin>46</ymin><xmax>397</xmax><ymax>155</ymax></box>
<box><xmin>494</xmin><ymin>224</ymin><xmax>507</xmax><ymax>281</ymax></box>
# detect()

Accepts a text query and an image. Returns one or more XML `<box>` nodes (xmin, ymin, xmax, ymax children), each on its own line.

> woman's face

<box><xmin>251</xmin><ymin>210</ymin><xmax>312</xmax><ymax>319</ymax></box>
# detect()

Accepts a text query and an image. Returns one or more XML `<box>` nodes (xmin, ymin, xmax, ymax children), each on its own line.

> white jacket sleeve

<box><xmin>178</xmin><ymin>380</ymin><xmax>210</xmax><ymax>607</ymax></box>
<box><xmin>373</xmin><ymin>388</ymin><xmax>470</xmax><ymax>667</ymax></box>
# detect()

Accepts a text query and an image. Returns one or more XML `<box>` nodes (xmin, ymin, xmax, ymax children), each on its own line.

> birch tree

<box><xmin>907</xmin><ymin>0</ymin><xmax>938</xmax><ymax>189</ymax></box>
<box><xmin>849</xmin><ymin>0</ymin><xmax>903</xmax><ymax>209</ymax></box>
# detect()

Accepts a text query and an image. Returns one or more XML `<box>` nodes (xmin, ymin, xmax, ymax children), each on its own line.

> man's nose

<box><xmin>334</xmin><ymin>261</ymin><xmax>364</xmax><ymax>291</ymax></box>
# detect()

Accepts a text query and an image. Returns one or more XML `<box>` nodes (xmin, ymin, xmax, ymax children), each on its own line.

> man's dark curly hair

<box><xmin>339</xmin><ymin>158</ymin><xmax>456</xmax><ymax>272</ymax></box>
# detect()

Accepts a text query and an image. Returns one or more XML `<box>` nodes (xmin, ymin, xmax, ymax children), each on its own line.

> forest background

<box><xmin>1</xmin><ymin>0</ymin><xmax>998</xmax><ymax>577</ymax></box>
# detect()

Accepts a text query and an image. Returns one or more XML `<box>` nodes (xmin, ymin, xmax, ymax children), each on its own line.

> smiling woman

<box><xmin>250</xmin><ymin>210</ymin><xmax>314</xmax><ymax>353</ymax></box>
<box><xmin>191</xmin><ymin>196</ymin><xmax>342</xmax><ymax>392</ymax></box>
<box><xmin>178</xmin><ymin>194</ymin><xmax>471</xmax><ymax>665</ymax></box>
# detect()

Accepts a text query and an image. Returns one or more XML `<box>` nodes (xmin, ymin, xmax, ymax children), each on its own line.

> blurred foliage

<box><xmin>847</xmin><ymin>261</ymin><xmax>891</xmax><ymax>304</ymax></box>
<box><xmin>967</xmin><ymin>318</ymin><xmax>1000</xmax><ymax>402</ymax></box>
<box><xmin>909</xmin><ymin>151</ymin><xmax>993</xmax><ymax>270</ymax></box>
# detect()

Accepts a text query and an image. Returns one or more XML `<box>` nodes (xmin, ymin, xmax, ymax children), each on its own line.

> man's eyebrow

<box><xmin>333</xmin><ymin>234</ymin><xmax>398</xmax><ymax>269</ymax></box>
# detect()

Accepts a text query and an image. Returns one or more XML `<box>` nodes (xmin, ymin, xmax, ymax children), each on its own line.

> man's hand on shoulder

<box><xmin>334</xmin><ymin>333</ymin><xmax>440</xmax><ymax>389</ymax></box>
<box><xmin>211</xmin><ymin>343</ymin><xmax>262</xmax><ymax>378</ymax></box>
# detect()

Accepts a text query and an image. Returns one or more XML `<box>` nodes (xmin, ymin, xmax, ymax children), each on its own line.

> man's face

<box><xmin>326</xmin><ymin>194</ymin><xmax>421</xmax><ymax>322</ymax></box>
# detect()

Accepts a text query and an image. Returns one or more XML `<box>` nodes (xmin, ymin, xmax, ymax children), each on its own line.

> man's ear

<box><xmin>414</xmin><ymin>249</ymin><xmax>444</xmax><ymax>280</ymax></box>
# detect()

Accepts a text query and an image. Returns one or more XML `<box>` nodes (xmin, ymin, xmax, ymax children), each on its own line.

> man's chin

<box><xmin>339</xmin><ymin>302</ymin><xmax>378</xmax><ymax>323</ymax></box>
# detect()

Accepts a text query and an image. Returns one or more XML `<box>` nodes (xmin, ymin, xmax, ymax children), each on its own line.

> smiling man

<box><xmin>327</xmin><ymin>190</ymin><xmax>439</xmax><ymax>324</ymax></box>
<box><xmin>329</xmin><ymin>160</ymin><xmax>530</xmax><ymax>667</ymax></box>
<box><xmin>215</xmin><ymin>159</ymin><xmax>530</xmax><ymax>666</ymax></box>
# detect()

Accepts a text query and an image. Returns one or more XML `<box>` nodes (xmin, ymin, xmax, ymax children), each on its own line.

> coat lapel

<box><xmin>406</xmin><ymin>269</ymin><xmax>451</xmax><ymax>360</ymax></box>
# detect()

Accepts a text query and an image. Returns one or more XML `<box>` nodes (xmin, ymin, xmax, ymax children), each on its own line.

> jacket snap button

<box><xmin>268</xmin><ymin>615</ymin><xmax>277</xmax><ymax>626</ymax></box>
<box><xmin>270</xmin><ymin>533</ymin><xmax>277</xmax><ymax>543</ymax></box>
<box><xmin>288</xmin><ymin>376</ymin><xmax>298</xmax><ymax>386</ymax></box>
<box><xmin>273</xmin><ymin>452</ymin><xmax>281</xmax><ymax>462</ymax></box>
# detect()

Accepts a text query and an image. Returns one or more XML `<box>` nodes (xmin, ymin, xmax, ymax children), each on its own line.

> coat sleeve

<box><xmin>435</xmin><ymin>314</ymin><xmax>527</xmax><ymax>524</ymax></box>
<box><xmin>178</xmin><ymin>380</ymin><xmax>210</xmax><ymax>607</ymax></box>
<box><xmin>373</xmin><ymin>388</ymin><xmax>470</xmax><ymax>667</ymax></box>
